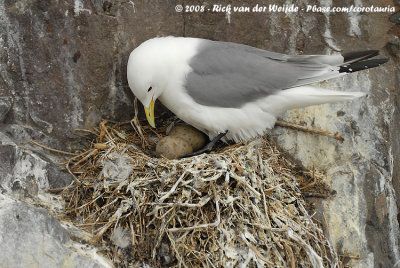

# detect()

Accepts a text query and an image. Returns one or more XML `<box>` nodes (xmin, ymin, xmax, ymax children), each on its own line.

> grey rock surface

<box><xmin>390</xmin><ymin>11</ymin><xmax>400</xmax><ymax>24</ymax></box>
<box><xmin>267</xmin><ymin>2</ymin><xmax>399</xmax><ymax>267</ymax></box>
<box><xmin>0</xmin><ymin>194</ymin><xmax>111</xmax><ymax>268</ymax></box>
<box><xmin>0</xmin><ymin>97</ymin><xmax>11</xmax><ymax>122</ymax></box>
<box><xmin>0</xmin><ymin>0</ymin><xmax>398</xmax><ymax>267</ymax></box>
<box><xmin>0</xmin><ymin>125</ymin><xmax>72</xmax><ymax>196</ymax></box>
<box><xmin>0</xmin><ymin>0</ymin><xmax>183</xmax><ymax>143</ymax></box>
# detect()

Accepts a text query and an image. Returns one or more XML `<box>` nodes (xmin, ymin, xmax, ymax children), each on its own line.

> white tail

<box><xmin>262</xmin><ymin>86</ymin><xmax>366</xmax><ymax>116</ymax></box>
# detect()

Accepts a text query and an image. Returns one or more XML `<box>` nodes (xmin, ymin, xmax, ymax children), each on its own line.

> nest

<box><xmin>58</xmin><ymin>111</ymin><xmax>339</xmax><ymax>267</ymax></box>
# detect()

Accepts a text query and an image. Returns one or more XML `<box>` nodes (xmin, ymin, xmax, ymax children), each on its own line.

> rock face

<box><xmin>0</xmin><ymin>194</ymin><xmax>111</xmax><ymax>268</ymax></box>
<box><xmin>269</xmin><ymin>2</ymin><xmax>400</xmax><ymax>267</ymax></box>
<box><xmin>0</xmin><ymin>125</ymin><xmax>73</xmax><ymax>196</ymax></box>
<box><xmin>0</xmin><ymin>0</ymin><xmax>399</xmax><ymax>267</ymax></box>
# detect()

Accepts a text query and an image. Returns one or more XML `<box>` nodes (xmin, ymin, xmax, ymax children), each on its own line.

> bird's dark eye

<box><xmin>147</xmin><ymin>86</ymin><xmax>153</xmax><ymax>92</ymax></box>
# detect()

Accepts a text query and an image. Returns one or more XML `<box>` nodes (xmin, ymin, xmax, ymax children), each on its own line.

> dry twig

<box><xmin>275</xmin><ymin>120</ymin><xmax>345</xmax><ymax>142</ymax></box>
<box><xmin>30</xmin><ymin>140</ymin><xmax>78</xmax><ymax>156</ymax></box>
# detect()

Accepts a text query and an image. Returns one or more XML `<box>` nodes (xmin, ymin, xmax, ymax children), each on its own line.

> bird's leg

<box><xmin>180</xmin><ymin>131</ymin><xmax>228</xmax><ymax>158</ymax></box>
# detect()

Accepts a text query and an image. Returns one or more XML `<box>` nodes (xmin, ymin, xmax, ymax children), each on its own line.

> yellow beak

<box><xmin>144</xmin><ymin>99</ymin><xmax>155</xmax><ymax>128</ymax></box>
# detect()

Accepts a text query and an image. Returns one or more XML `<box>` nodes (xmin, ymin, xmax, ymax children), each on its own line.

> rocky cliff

<box><xmin>0</xmin><ymin>0</ymin><xmax>398</xmax><ymax>267</ymax></box>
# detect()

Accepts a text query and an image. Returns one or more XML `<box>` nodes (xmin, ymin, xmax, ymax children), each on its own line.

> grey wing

<box><xmin>185</xmin><ymin>40</ymin><xmax>344</xmax><ymax>108</ymax></box>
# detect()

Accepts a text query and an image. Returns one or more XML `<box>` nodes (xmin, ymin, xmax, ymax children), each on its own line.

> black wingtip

<box><xmin>342</xmin><ymin>50</ymin><xmax>380</xmax><ymax>63</ymax></box>
<box><xmin>339</xmin><ymin>58</ymin><xmax>389</xmax><ymax>73</ymax></box>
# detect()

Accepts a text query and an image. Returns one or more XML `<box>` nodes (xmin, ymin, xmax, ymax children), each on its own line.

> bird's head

<box><xmin>127</xmin><ymin>38</ymin><xmax>171</xmax><ymax>128</ymax></box>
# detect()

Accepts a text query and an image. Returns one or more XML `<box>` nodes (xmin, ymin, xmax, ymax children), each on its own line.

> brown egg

<box><xmin>156</xmin><ymin>136</ymin><xmax>193</xmax><ymax>159</ymax></box>
<box><xmin>168</xmin><ymin>125</ymin><xmax>207</xmax><ymax>151</ymax></box>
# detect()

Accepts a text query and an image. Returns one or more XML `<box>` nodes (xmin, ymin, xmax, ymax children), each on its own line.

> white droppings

<box><xmin>320</xmin><ymin>0</ymin><xmax>341</xmax><ymax>51</ymax></box>
<box><xmin>323</xmin><ymin>25</ymin><xmax>341</xmax><ymax>52</ymax></box>
<box><xmin>225</xmin><ymin>10</ymin><xmax>231</xmax><ymax>24</ymax></box>
<box><xmin>383</xmin><ymin>90</ymin><xmax>395</xmax><ymax>126</ymax></box>
<box><xmin>129</xmin><ymin>1</ymin><xmax>136</xmax><ymax>12</ymax></box>
<box><xmin>348</xmin><ymin>0</ymin><xmax>362</xmax><ymax>37</ymax></box>
<box><xmin>3</xmin><ymin>148</ymin><xmax>51</xmax><ymax>194</ymax></box>
<box><xmin>64</xmin><ymin>69</ymin><xmax>83</xmax><ymax>129</ymax></box>
<box><xmin>67</xmin><ymin>241</ymin><xmax>114</xmax><ymax>268</ymax></box>
<box><xmin>301</xmin><ymin>15</ymin><xmax>317</xmax><ymax>37</ymax></box>
<box><xmin>74</xmin><ymin>0</ymin><xmax>92</xmax><ymax>16</ymax></box>
<box><xmin>287</xmin><ymin>229</ymin><xmax>324</xmax><ymax>268</ymax></box>
<box><xmin>387</xmin><ymin>187</ymin><xmax>400</xmax><ymax>262</ymax></box>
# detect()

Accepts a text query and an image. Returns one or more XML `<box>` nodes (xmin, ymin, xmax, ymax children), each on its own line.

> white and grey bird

<box><xmin>127</xmin><ymin>36</ymin><xmax>388</xmax><ymax>143</ymax></box>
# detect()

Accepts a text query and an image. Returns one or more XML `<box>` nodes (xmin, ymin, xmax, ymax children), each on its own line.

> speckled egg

<box><xmin>156</xmin><ymin>136</ymin><xmax>193</xmax><ymax>159</ymax></box>
<box><xmin>168</xmin><ymin>125</ymin><xmax>207</xmax><ymax>151</ymax></box>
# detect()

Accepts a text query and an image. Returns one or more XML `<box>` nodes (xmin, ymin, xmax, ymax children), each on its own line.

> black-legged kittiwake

<box><xmin>127</xmin><ymin>36</ymin><xmax>388</xmax><ymax>143</ymax></box>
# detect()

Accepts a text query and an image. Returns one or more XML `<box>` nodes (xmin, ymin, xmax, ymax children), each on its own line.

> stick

<box><xmin>74</xmin><ymin>128</ymin><xmax>99</xmax><ymax>135</ymax></box>
<box><xmin>230</xmin><ymin>172</ymin><xmax>261</xmax><ymax>199</ymax></box>
<box><xmin>146</xmin><ymin>197</ymin><xmax>211</xmax><ymax>208</ymax></box>
<box><xmin>338</xmin><ymin>254</ymin><xmax>360</xmax><ymax>260</ymax></box>
<box><xmin>284</xmin><ymin>242</ymin><xmax>296</xmax><ymax>268</ymax></box>
<box><xmin>92</xmin><ymin>221</ymin><xmax>114</xmax><ymax>244</ymax></box>
<box><xmin>99</xmin><ymin>120</ymin><xmax>113</xmax><ymax>143</ymax></box>
<box><xmin>301</xmin><ymin>171</ymin><xmax>317</xmax><ymax>190</ymax></box>
<box><xmin>220</xmin><ymin>141</ymin><xmax>244</xmax><ymax>152</ymax></box>
<box><xmin>275</xmin><ymin>120</ymin><xmax>344</xmax><ymax>142</ymax></box>
<box><xmin>30</xmin><ymin>140</ymin><xmax>78</xmax><ymax>156</ymax></box>
<box><xmin>45</xmin><ymin>180</ymin><xmax>74</xmax><ymax>193</ymax></box>
<box><xmin>241</xmin><ymin>233</ymin><xmax>274</xmax><ymax>265</ymax></box>
<box><xmin>303</xmin><ymin>192</ymin><xmax>329</xmax><ymax>198</ymax></box>
<box><xmin>167</xmin><ymin>200</ymin><xmax>220</xmax><ymax>232</ymax></box>
<box><xmin>73</xmin><ymin>149</ymin><xmax>98</xmax><ymax>167</ymax></box>
<box><xmin>159</xmin><ymin>172</ymin><xmax>186</xmax><ymax>203</ymax></box>
<box><xmin>75</xmin><ymin>192</ymin><xmax>105</xmax><ymax>210</ymax></box>
<box><xmin>131</xmin><ymin>97</ymin><xmax>146</xmax><ymax>147</ymax></box>
<box><xmin>58</xmin><ymin>149</ymin><xmax>93</xmax><ymax>165</ymax></box>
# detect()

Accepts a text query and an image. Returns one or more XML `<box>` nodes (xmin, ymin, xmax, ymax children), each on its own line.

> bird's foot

<box><xmin>180</xmin><ymin>131</ymin><xmax>228</xmax><ymax>158</ymax></box>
